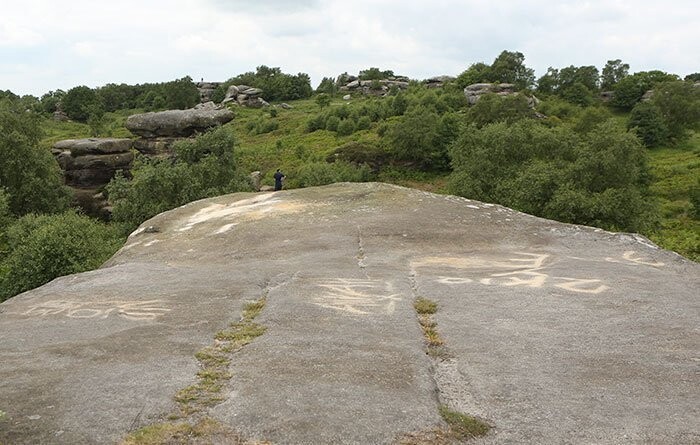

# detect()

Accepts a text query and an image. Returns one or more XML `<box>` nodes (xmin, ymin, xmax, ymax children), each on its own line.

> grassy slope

<box><xmin>40</xmin><ymin>98</ymin><xmax>699</xmax><ymax>261</ymax></box>
<box><xmin>645</xmin><ymin>133</ymin><xmax>700</xmax><ymax>261</ymax></box>
<box><xmin>229</xmin><ymin>98</ymin><xmax>380</xmax><ymax>187</ymax></box>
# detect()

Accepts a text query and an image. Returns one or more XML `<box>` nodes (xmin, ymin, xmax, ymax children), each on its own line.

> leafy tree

<box><xmin>62</xmin><ymin>85</ymin><xmax>104</xmax><ymax>121</ymax></box>
<box><xmin>611</xmin><ymin>70</ymin><xmax>679</xmax><ymax>110</ymax></box>
<box><xmin>0</xmin><ymin>90</ymin><xmax>19</xmax><ymax>102</ymax></box>
<box><xmin>40</xmin><ymin>90</ymin><xmax>66</xmax><ymax>114</ymax></box>
<box><xmin>356</xmin><ymin>115</ymin><xmax>371</xmax><ymax>130</ymax></box>
<box><xmin>391</xmin><ymin>92</ymin><xmax>408</xmax><ymax>116</ymax></box>
<box><xmin>325</xmin><ymin>115</ymin><xmax>341</xmax><ymax>132</ymax></box>
<box><xmin>572</xmin><ymin>107</ymin><xmax>612</xmax><ymax>134</ymax></box>
<box><xmin>358</xmin><ymin>67</ymin><xmax>395</xmax><ymax>80</ymax></box>
<box><xmin>0</xmin><ymin>102</ymin><xmax>71</xmax><ymax>215</ymax></box>
<box><xmin>316</xmin><ymin>77</ymin><xmax>338</xmax><ymax>96</ymax></box>
<box><xmin>326</xmin><ymin>141</ymin><xmax>388</xmax><ymax>172</ymax></box>
<box><xmin>537</xmin><ymin>65</ymin><xmax>599</xmax><ymax>104</ymax></box>
<box><xmin>315</xmin><ymin>93</ymin><xmax>331</xmax><ymax>109</ymax></box>
<box><xmin>336</xmin><ymin>119</ymin><xmax>356</xmax><ymax>136</ymax></box>
<box><xmin>98</xmin><ymin>83</ymin><xmax>143</xmax><ymax>111</ymax></box>
<box><xmin>559</xmin><ymin>65</ymin><xmax>599</xmax><ymax>92</ymax></box>
<box><xmin>107</xmin><ymin>127</ymin><xmax>245</xmax><ymax>230</ymax></box>
<box><xmin>386</xmin><ymin>108</ymin><xmax>457</xmax><ymax>170</ymax></box>
<box><xmin>162</xmin><ymin>76</ymin><xmax>200</xmax><ymax>109</ymax></box>
<box><xmin>601</xmin><ymin>59</ymin><xmax>630</xmax><ymax>91</ymax></box>
<box><xmin>561</xmin><ymin>81</ymin><xmax>596</xmax><ymax>106</ymax></box>
<box><xmin>649</xmin><ymin>80</ymin><xmax>700</xmax><ymax>142</ymax></box>
<box><xmin>224</xmin><ymin>66</ymin><xmax>313</xmax><ymax>102</ymax></box>
<box><xmin>684</xmin><ymin>73</ymin><xmax>700</xmax><ymax>82</ymax></box>
<box><xmin>456</xmin><ymin>62</ymin><xmax>492</xmax><ymax>88</ymax></box>
<box><xmin>628</xmin><ymin>102</ymin><xmax>669</xmax><ymax>147</ymax></box>
<box><xmin>489</xmin><ymin>50</ymin><xmax>535</xmax><ymax>90</ymax></box>
<box><xmin>0</xmin><ymin>211</ymin><xmax>123</xmax><ymax>302</ymax></box>
<box><xmin>536</xmin><ymin>67</ymin><xmax>560</xmax><ymax>95</ymax></box>
<box><xmin>448</xmin><ymin>119</ymin><xmax>655</xmax><ymax>232</ymax></box>
<box><xmin>465</xmin><ymin>93</ymin><xmax>534</xmax><ymax>128</ymax></box>
<box><xmin>290</xmin><ymin>161</ymin><xmax>371</xmax><ymax>188</ymax></box>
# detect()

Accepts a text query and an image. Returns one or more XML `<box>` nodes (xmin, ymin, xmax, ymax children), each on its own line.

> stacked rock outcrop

<box><xmin>52</xmin><ymin>138</ymin><xmax>134</xmax><ymax>217</ymax></box>
<box><xmin>222</xmin><ymin>85</ymin><xmax>269</xmax><ymax>108</ymax></box>
<box><xmin>425</xmin><ymin>75</ymin><xmax>455</xmax><ymax>88</ymax></box>
<box><xmin>126</xmin><ymin>102</ymin><xmax>234</xmax><ymax>157</ymax></box>
<box><xmin>463</xmin><ymin>83</ymin><xmax>539</xmax><ymax>108</ymax></box>
<box><xmin>195</xmin><ymin>81</ymin><xmax>223</xmax><ymax>103</ymax></box>
<box><xmin>338</xmin><ymin>76</ymin><xmax>410</xmax><ymax>96</ymax></box>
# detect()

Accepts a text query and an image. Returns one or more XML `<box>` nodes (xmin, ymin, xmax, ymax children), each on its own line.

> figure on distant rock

<box><xmin>274</xmin><ymin>169</ymin><xmax>286</xmax><ymax>191</ymax></box>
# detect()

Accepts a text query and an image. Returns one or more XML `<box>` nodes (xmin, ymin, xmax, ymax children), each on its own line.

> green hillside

<box><xmin>2</xmin><ymin>57</ymin><xmax>699</xmax><ymax>301</ymax></box>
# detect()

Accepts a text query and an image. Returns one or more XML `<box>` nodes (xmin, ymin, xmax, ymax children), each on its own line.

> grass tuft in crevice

<box><xmin>439</xmin><ymin>405</ymin><xmax>491</xmax><ymax>440</ymax></box>
<box><xmin>120</xmin><ymin>295</ymin><xmax>269</xmax><ymax>444</ymax></box>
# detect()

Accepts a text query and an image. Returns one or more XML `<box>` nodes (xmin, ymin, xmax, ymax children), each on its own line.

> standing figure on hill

<box><xmin>274</xmin><ymin>169</ymin><xmax>286</xmax><ymax>191</ymax></box>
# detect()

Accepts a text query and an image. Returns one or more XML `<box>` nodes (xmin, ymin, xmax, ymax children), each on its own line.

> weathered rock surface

<box><xmin>125</xmin><ymin>103</ymin><xmax>234</xmax><ymax>138</ymax></box>
<box><xmin>195</xmin><ymin>81</ymin><xmax>222</xmax><ymax>103</ymax></box>
<box><xmin>425</xmin><ymin>75</ymin><xmax>455</xmax><ymax>88</ymax></box>
<box><xmin>52</xmin><ymin>138</ymin><xmax>134</xmax><ymax>217</ymax></box>
<box><xmin>464</xmin><ymin>82</ymin><xmax>540</xmax><ymax>108</ymax></box>
<box><xmin>0</xmin><ymin>183</ymin><xmax>698</xmax><ymax>444</ymax></box>
<box><xmin>339</xmin><ymin>76</ymin><xmax>410</xmax><ymax>96</ymax></box>
<box><xmin>222</xmin><ymin>85</ymin><xmax>270</xmax><ymax>108</ymax></box>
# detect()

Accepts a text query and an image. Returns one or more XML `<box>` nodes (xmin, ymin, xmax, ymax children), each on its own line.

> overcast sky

<box><xmin>1</xmin><ymin>0</ymin><xmax>698</xmax><ymax>96</ymax></box>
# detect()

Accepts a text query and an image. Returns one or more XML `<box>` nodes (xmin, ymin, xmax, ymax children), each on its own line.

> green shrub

<box><xmin>386</xmin><ymin>109</ymin><xmax>457</xmax><ymax>170</ymax></box>
<box><xmin>63</xmin><ymin>86</ymin><xmax>103</xmax><ymax>122</ymax></box>
<box><xmin>291</xmin><ymin>161</ymin><xmax>371</xmax><ymax>188</ymax></box>
<box><xmin>690</xmin><ymin>179</ymin><xmax>700</xmax><ymax>219</ymax></box>
<box><xmin>628</xmin><ymin>102</ymin><xmax>669</xmax><ymax>147</ymax></box>
<box><xmin>650</xmin><ymin>81</ymin><xmax>700</xmax><ymax>143</ymax></box>
<box><xmin>537</xmin><ymin>98</ymin><xmax>580</xmax><ymax>121</ymax></box>
<box><xmin>448</xmin><ymin>119</ymin><xmax>656</xmax><ymax>232</ymax></box>
<box><xmin>315</xmin><ymin>93</ymin><xmax>331</xmax><ymax>109</ymax></box>
<box><xmin>572</xmin><ymin>107</ymin><xmax>613</xmax><ymax>134</ymax></box>
<box><xmin>107</xmin><ymin>127</ymin><xmax>246</xmax><ymax>231</ymax></box>
<box><xmin>325</xmin><ymin>116</ymin><xmax>340</xmax><ymax>132</ymax></box>
<box><xmin>466</xmin><ymin>93</ymin><xmax>534</xmax><ymax>128</ymax></box>
<box><xmin>356</xmin><ymin>116</ymin><xmax>371</xmax><ymax>130</ymax></box>
<box><xmin>306</xmin><ymin>113</ymin><xmax>327</xmax><ymax>132</ymax></box>
<box><xmin>246</xmin><ymin>117</ymin><xmax>279</xmax><ymax>135</ymax></box>
<box><xmin>336</xmin><ymin>119</ymin><xmax>356</xmax><ymax>136</ymax></box>
<box><xmin>0</xmin><ymin>211</ymin><xmax>123</xmax><ymax>301</ymax></box>
<box><xmin>326</xmin><ymin>141</ymin><xmax>388</xmax><ymax>172</ymax></box>
<box><xmin>0</xmin><ymin>102</ymin><xmax>71</xmax><ymax>216</ymax></box>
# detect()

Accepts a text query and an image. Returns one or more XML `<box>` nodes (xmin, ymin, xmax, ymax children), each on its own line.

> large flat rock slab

<box><xmin>0</xmin><ymin>183</ymin><xmax>698</xmax><ymax>444</ymax></box>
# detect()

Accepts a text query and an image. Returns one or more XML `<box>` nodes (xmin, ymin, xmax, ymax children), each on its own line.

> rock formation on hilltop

<box><xmin>52</xmin><ymin>138</ymin><xmax>134</xmax><ymax>217</ymax></box>
<box><xmin>126</xmin><ymin>102</ymin><xmax>234</xmax><ymax>157</ymax></box>
<box><xmin>464</xmin><ymin>82</ymin><xmax>540</xmax><ymax>108</ymax></box>
<box><xmin>338</xmin><ymin>75</ymin><xmax>410</xmax><ymax>96</ymax></box>
<box><xmin>221</xmin><ymin>84</ymin><xmax>270</xmax><ymax>108</ymax></box>
<box><xmin>0</xmin><ymin>183</ymin><xmax>697</xmax><ymax>444</ymax></box>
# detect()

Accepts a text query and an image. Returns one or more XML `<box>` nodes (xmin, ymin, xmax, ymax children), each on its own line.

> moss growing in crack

<box><xmin>414</xmin><ymin>297</ymin><xmax>438</xmax><ymax>315</ymax></box>
<box><xmin>122</xmin><ymin>295</ymin><xmax>270</xmax><ymax>444</ymax></box>
<box><xmin>415</xmin><ymin>302</ymin><xmax>446</xmax><ymax>353</ymax></box>
<box><xmin>439</xmin><ymin>405</ymin><xmax>491</xmax><ymax>440</ymax></box>
<box><xmin>215</xmin><ymin>322</ymin><xmax>266</xmax><ymax>346</ymax></box>
<box><xmin>242</xmin><ymin>297</ymin><xmax>266</xmax><ymax>321</ymax></box>
<box><xmin>120</xmin><ymin>417</ymin><xmax>245</xmax><ymax>445</ymax></box>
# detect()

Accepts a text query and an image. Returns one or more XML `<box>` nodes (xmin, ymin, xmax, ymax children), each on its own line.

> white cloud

<box><xmin>1</xmin><ymin>0</ymin><xmax>699</xmax><ymax>96</ymax></box>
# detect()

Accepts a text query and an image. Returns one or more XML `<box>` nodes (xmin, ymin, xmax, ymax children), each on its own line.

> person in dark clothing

<box><xmin>273</xmin><ymin>169</ymin><xmax>286</xmax><ymax>191</ymax></box>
